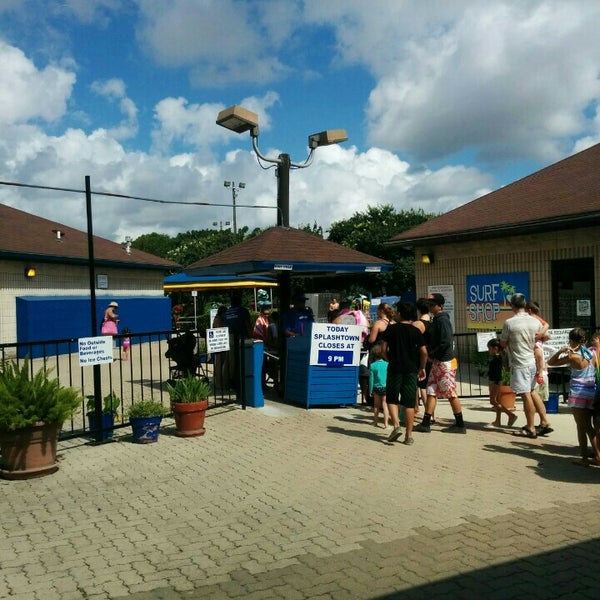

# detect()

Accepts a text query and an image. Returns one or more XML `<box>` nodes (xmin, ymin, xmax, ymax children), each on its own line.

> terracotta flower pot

<box><xmin>499</xmin><ymin>385</ymin><xmax>516</xmax><ymax>410</ymax></box>
<box><xmin>172</xmin><ymin>399</ymin><xmax>208</xmax><ymax>437</ymax></box>
<box><xmin>0</xmin><ymin>422</ymin><xmax>61</xmax><ymax>480</ymax></box>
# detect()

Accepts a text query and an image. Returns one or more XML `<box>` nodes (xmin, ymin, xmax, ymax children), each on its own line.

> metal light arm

<box><xmin>251</xmin><ymin>132</ymin><xmax>316</xmax><ymax>170</ymax></box>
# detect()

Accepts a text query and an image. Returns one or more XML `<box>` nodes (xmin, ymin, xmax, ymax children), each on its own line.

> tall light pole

<box><xmin>216</xmin><ymin>104</ymin><xmax>348</xmax><ymax>391</ymax></box>
<box><xmin>216</xmin><ymin>105</ymin><xmax>347</xmax><ymax>229</ymax></box>
<box><xmin>223</xmin><ymin>181</ymin><xmax>245</xmax><ymax>234</ymax></box>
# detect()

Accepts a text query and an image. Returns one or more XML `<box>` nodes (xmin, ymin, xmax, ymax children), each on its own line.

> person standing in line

<box><xmin>381</xmin><ymin>302</ymin><xmax>427</xmax><ymax>445</ymax></box>
<box><xmin>412</xmin><ymin>298</ymin><xmax>433</xmax><ymax>416</ymax></box>
<box><xmin>367</xmin><ymin>302</ymin><xmax>395</xmax><ymax>348</ymax></box>
<box><xmin>483</xmin><ymin>338</ymin><xmax>517</xmax><ymax>429</ymax></box>
<box><xmin>414</xmin><ymin>293</ymin><xmax>467</xmax><ymax>434</ymax></box>
<box><xmin>547</xmin><ymin>328</ymin><xmax>600</xmax><ymax>466</ymax></box>
<box><xmin>223</xmin><ymin>292</ymin><xmax>252</xmax><ymax>390</ymax></box>
<box><xmin>253</xmin><ymin>304</ymin><xmax>271</xmax><ymax>389</ymax></box>
<box><xmin>368</xmin><ymin>343</ymin><xmax>389</xmax><ymax>428</ymax></box>
<box><xmin>500</xmin><ymin>293</ymin><xmax>552</xmax><ymax>439</ymax></box>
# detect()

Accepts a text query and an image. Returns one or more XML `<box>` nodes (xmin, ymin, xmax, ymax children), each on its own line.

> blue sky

<box><xmin>1</xmin><ymin>0</ymin><xmax>599</xmax><ymax>243</ymax></box>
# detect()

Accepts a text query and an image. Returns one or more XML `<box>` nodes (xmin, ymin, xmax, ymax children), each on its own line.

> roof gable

<box><xmin>390</xmin><ymin>142</ymin><xmax>600</xmax><ymax>245</ymax></box>
<box><xmin>0</xmin><ymin>203</ymin><xmax>178</xmax><ymax>269</ymax></box>
<box><xmin>186</xmin><ymin>226</ymin><xmax>391</xmax><ymax>275</ymax></box>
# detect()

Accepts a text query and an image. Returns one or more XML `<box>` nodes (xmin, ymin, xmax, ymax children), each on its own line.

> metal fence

<box><xmin>0</xmin><ymin>329</ymin><xmax>238</xmax><ymax>440</ymax></box>
<box><xmin>1</xmin><ymin>329</ymin><xmax>567</xmax><ymax>443</ymax></box>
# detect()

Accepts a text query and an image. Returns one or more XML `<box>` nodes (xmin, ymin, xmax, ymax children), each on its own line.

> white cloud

<box><xmin>136</xmin><ymin>0</ymin><xmax>294</xmax><ymax>86</ymax></box>
<box><xmin>0</xmin><ymin>39</ymin><xmax>75</xmax><ymax>124</ymax></box>
<box><xmin>151</xmin><ymin>91</ymin><xmax>279</xmax><ymax>154</ymax></box>
<box><xmin>90</xmin><ymin>78</ymin><xmax>138</xmax><ymax>140</ymax></box>
<box><xmin>304</xmin><ymin>1</ymin><xmax>600</xmax><ymax>164</ymax></box>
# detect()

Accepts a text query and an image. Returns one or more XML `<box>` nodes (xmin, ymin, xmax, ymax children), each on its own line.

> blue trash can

<box><xmin>244</xmin><ymin>340</ymin><xmax>264</xmax><ymax>408</ymax></box>
<box><xmin>544</xmin><ymin>392</ymin><xmax>559</xmax><ymax>414</ymax></box>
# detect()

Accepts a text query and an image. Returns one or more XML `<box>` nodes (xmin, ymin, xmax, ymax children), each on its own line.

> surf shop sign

<box><xmin>466</xmin><ymin>272</ymin><xmax>529</xmax><ymax>330</ymax></box>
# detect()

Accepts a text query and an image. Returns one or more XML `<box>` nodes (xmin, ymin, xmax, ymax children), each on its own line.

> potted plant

<box><xmin>0</xmin><ymin>358</ymin><xmax>82</xmax><ymax>479</ymax></box>
<box><xmin>499</xmin><ymin>369</ymin><xmax>516</xmax><ymax>410</ymax></box>
<box><xmin>167</xmin><ymin>376</ymin><xmax>211</xmax><ymax>437</ymax></box>
<box><xmin>127</xmin><ymin>399</ymin><xmax>166</xmax><ymax>444</ymax></box>
<box><xmin>86</xmin><ymin>391</ymin><xmax>120</xmax><ymax>441</ymax></box>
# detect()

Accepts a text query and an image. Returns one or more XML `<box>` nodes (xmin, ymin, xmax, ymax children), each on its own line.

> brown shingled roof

<box><xmin>0</xmin><ymin>203</ymin><xmax>178</xmax><ymax>270</ymax></box>
<box><xmin>186</xmin><ymin>226</ymin><xmax>391</xmax><ymax>276</ymax></box>
<box><xmin>389</xmin><ymin>142</ymin><xmax>600</xmax><ymax>246</ymax></box>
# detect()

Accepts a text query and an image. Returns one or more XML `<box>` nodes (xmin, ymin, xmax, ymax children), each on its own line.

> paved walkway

<box><xmin>1</xmin><ymin>396</ymin><xmax>600</xmax><ymax>599</ymax></box>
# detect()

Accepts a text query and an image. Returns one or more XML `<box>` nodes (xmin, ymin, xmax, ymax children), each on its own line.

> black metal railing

<box><xmin>0</xmin><ymin>329</ymin><xmax>238</xmax><ymax>440</ymax></box>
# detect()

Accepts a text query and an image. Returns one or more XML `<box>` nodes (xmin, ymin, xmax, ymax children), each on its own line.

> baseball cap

<box><xmin>108</xmin><ymin>301</ymin><xmax>119</xmax><ymax>308</ymax></box>
<box><xmin>293</xmin><ymin>293</ymin><xmax>308</xmax><ymax>302</ymax></box>
<box><xmin>426</xmin><ymin>293</ymin><xmax>445</xmax><ymax>306</ymax></box>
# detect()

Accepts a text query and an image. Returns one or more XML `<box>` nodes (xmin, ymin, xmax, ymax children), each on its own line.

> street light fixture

<box><xmin>216</xmin><ymin>104</ymin><xmax>347</xmax><ymax>228</ymax></box>
<box><xmin>223</xmin><ymin>181</ymin><xmax>245</xmax><ymax>234</ymax></box>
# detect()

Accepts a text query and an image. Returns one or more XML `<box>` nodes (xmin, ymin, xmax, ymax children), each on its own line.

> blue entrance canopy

<box><xmin>164</xmin><ymin>272</ymin><xmax>277</xmax><ymax>292</ymax></box>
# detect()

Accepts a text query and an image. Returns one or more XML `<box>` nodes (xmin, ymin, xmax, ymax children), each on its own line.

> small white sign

<box><xmin>96</xmin><ymin>274</ymin><xmax>108</xmax><ymax>289</ymax></box>
<box><xmin>542</xmin><ymin>328</ymin><xmax>572</xmax><ymax>361</ymax></box>
<box><xmin>476</xmin><ymin>331</ymin><xmax>498</xmax><ymax>352</ymax></box>
<box><xmin>78</xmin><ymin>336</ymin><xmax>114</xmax><ymax>366</ymax></box>
<box><xmin>274</xmin><ymin>264</ymin><xmax>293</xmax><ymax>270</ymax></box>
<box><xmin>206</xmin><ymin>327</ymin><xmax>230</xmax><ymax>353</ymax></box>
<box><xmin>577</xmin><ymin>299</ymin><xmax>591</xmax><ymax>317</ymax></box>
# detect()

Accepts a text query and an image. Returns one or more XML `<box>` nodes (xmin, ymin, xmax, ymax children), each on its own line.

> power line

<box><xmin>0</xmin><ymin>179</ymin><xmax>276</xmax><ymax>211</ymax></box>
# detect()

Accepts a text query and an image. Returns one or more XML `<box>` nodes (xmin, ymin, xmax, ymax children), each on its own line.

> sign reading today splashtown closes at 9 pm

<box><xmin>466</xmin><ymin>272</ymin><xmax>530</xmax><ymax>330</ymax></box>
<box><xmin>309</xmin><ymin>323</ymin><xmax>363</xmax><ymax>367</ymax></box>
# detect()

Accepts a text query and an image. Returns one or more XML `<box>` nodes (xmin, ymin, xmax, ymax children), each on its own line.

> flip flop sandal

<box><xmin>512</xmin><ymin>427</ymin><xmax>537</xmax><ymax>439</ymax></box>
<box><xmin>536</xmin><ymin>425</ymin><xmax>554</xmax><ymax>436</ymax></box>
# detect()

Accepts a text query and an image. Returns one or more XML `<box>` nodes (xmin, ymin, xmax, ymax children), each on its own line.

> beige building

<box><xmin>0</xmin><ymin>203</ymin><xmax>178</xmax><ymax>345</ymax></box>
<box><xmin>389</xmin><ymin>142</ymin><xmax>600</xmax><ymax>335</ymax></box>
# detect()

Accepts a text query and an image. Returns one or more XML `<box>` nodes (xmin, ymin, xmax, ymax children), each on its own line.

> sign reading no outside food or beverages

<box><xmin>78</xmin><ymin>336</ymin><xmax>114</xmax><ymax>366</ymax></box>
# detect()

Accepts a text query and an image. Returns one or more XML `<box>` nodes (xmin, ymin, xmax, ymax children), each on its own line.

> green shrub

<box><xmin>0</xmin><ymin>359</ymin><xmax>82</xmax><ymax>431</ymax></box>
<box><xmin>86</xmin><ymin>391</ymin><xmax>121</xmax><ymax>415</ymax></box>
<box><xmin>167</xmin><ymin>376</ymin><xmax>211</xmax><ymax>403</ymax></box>
<box><xmin>127</xmin><ymin>400</ymin><xmax>166</xmax><ymax>418</ymax></box>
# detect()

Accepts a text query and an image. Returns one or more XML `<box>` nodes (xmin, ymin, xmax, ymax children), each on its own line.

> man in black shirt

<box><xmin>381</xmin><ymin>302</ymin><xmax>427</xmax><ymax>445</ymax></box>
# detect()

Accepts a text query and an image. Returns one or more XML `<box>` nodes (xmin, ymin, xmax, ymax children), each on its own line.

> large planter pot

<box><xmin>499</xmin><ymin>385</ymin><xmax>516</xmax><ymax>410</ymax></box>
<box><xmin>172</xmin><ymin>399</ymin><xmax>208</xmax><ymax>437</ymax></box>
<box><xmin>130</xmin><ymin>416</ymin><xmax>162</xmax><ymax>443</ymax></box>
<box><xmin>0</xmin><ymin>422</ymin><xmax>61</xmax><ymax>480</ymax></box>
<box><xmin>87</xmin><ymin>412</ymin><xmax>115</xmax><ymax>441</ymax></box>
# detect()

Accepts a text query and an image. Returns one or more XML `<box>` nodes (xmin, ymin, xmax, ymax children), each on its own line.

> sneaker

<box><xmin>414</xmin><ymin>423</ymin><xmax>431</xmax><ymax>433</ymax></box>
<box><xmin>403</xmin><ymin>436</ymin><xmax>414</xmax><ymax>445</ymax></box>
<box><xmin>442</xmin><ymin>425</ymin><xmax>467</xmax><ymax>434</ymax></box>
<box><xmin>387</xmin><ymin>426</ymin><xmax>403</xmax><ymax>442</ymax></box>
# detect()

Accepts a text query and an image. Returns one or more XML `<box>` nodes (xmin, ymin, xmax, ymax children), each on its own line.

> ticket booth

<box><xmin>284</xmin><ymin>322</ymin><xmax>363</xmax><ymax>408</ymax></box>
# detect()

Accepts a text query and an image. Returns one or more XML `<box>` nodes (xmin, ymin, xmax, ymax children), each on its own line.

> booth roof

<box><xmin>184</xmin><ymin>227</ymin><xmax>392</xmax><ymax>277</ymax></box>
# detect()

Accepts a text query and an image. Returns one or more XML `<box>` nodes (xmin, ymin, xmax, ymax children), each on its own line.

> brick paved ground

<box><xmin>1</xmin><ymin>399</ymin><xmax>599</xmax><ymax>599</ymax></box>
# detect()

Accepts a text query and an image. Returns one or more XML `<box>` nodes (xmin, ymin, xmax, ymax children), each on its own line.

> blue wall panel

<box><xmin>16</xmin><ymin>296</ymin><xmax>171</xmax><ymax>358</ymax></box>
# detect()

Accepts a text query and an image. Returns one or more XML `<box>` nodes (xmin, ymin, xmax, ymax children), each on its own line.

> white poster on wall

<box><xmin>427</xmin><ymin>284</ymin><xmax>455</xmax><ymax>332</ymax></box>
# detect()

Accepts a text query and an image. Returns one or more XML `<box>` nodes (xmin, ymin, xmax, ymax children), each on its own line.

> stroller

<box><xmin>165</xmin><ymin>331</ymin><xmax>206</xmax><ymax>384</ymax></box>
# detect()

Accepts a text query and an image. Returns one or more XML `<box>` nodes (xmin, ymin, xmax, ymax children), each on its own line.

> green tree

<box><xmin>166</xmin><ymin>226</ymin><xmax>252</xmax><ymax>267</ymax></box>
<box><xmin>297</xmin><ymin>222</ymin><xmax>324</xmax><ymax>238</ymax></box>
<box><xmin>131</xmin><ymin>232</ymin><xmax>177</xmax><ymax>258</ymax></box>
<box><xmin>327</xmin><ymin>205</ymin><xmax>435</xmax><ymax>296</ymax></box>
